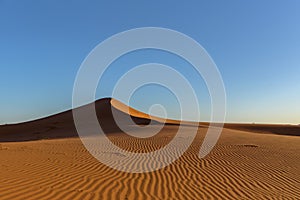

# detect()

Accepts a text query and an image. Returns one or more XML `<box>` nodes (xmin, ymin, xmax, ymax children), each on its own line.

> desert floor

<box><xmin>1</xmin><ymin>126</ymin><xmax>299</xmax><ymax>200</ymax></box>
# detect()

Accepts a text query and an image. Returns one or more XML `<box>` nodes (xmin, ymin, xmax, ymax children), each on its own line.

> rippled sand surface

<box><xmin>1</xmin><ymin>126</ymin><xmax>299</xmax><ymax>200</ymax></box>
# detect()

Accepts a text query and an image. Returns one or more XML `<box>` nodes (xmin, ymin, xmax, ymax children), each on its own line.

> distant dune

<box><xmin>0</xmin><ymin>98</ymin><xmax>300</xmax><ymax>199</ymax></box>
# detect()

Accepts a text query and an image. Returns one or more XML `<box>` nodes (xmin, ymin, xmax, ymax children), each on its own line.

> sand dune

<box><xmin>223</xmin><ymin>123</ymin><xmax>300</xmax><ymax>136</ymax></box>
<box><xmin>0</xmin><ymin>98</ymin><xmax>156</xmax><ymax>142</ymax></box>
<box><xmin>0</xmin><ymin>98</ymin><xmax>299</xmax><ymax>199</ymax></box>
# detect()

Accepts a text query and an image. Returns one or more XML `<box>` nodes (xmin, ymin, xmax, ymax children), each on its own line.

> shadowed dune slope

<box><xmin>0</xmin><ymin>98</ymin><xmax>157</xmax><ymax>142</ymax></box>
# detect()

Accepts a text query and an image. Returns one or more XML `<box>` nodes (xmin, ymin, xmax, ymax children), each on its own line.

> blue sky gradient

<box><xmin>0</xmin><ymin>0</ymin><xmax>299</xmax><ymax>124</ymax></box>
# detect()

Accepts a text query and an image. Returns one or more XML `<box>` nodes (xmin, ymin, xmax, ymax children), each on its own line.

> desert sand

<box><xmin>0</xmin><ymin>98</ymin><xmax>299</xmax><ymax>199</ymax></box>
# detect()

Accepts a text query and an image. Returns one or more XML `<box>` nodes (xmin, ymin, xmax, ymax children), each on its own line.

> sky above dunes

<box><xmin>0</xmin><ymin>1</ymin><xmax>300</xmax><ymax>124</ymax></box>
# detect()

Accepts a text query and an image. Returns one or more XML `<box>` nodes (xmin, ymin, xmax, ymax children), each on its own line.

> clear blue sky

<box><xmin>0</xmin><ymin>0</ymin><xmax>299</xmax><ymax>124</ymax></box>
